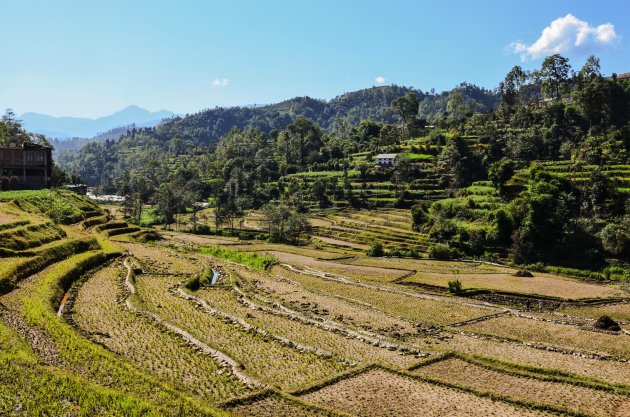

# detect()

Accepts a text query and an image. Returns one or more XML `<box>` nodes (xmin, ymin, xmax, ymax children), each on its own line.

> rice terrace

<box><xmin>0</xmin><ymin>187</ymin><xmax>628</xmax><ymax>416</ymax></box>
<box><xmin>2</xmin><ymin>1</ymin><xmax>630</xmax><ymax>416</ymax></box>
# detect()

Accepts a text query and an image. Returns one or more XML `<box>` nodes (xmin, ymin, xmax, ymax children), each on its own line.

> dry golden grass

<box><xmin>443</xmin><ymin>333</ymin><xmax>630</xmax><ymax>386</ymax></box>
<box><xmin>272</xmin><ymin>265</ymin><xmax>491</xmax><ymax>326</ymax></box>
<box><xmin>72</xmin><ymin>263</ymin><xmax>248</xmax><ymax>401</ymax></box>
<box><xmin>306</xmin><ymin>216</ymin><xmax>334</xmax><ymax>227</ymax></box>
<box><xmin>232</xmin><ymin>243</ymin><xmax>348</xmax><ymax>261</ymax></box>
<box><xmin>403</xmin><ymin>271</ymin><xmax>617</xmax><ymax>299</ymax></box>
<box><xmin>300</xmin><ymin>368</ymin><xmax>553</xmax><ymax>417</ymax></box>
<box><xmin>413</xmin><ymin>358</ymin><xmax>630</xmax><ymax>416</ymax></box>
<box><xmin>268</xmin><ymin>251</ymin><xmax>410</xmax><ymax>281</ymax></box>
<box><xmin>312</xmin><ymin>235</ymin><xmax>369</xmax><ymax>250</ymax></box>
<box><xmin>162</xmin><ymin>231</ymin><xmax>242</xmax><ymax>246</ymax></box>
<box><xmin>135</xmin><ymin>274</ymin><xmax>347</xmax><ymax>389</ymax></box>
<box><xmin>347</xmin><ymin>258</ymin><xmax>510</xmax><ymax>273</ymax></box>
<box><xmin>223</xmin><ymin>392</ymin><xmax>339</xmax><ymax>417</ymax></box>
<box><xmin>121</xmin><ymin>242</ymin><xmax>206</xmax><ymax>274</ymax></box>
<box><xmin>463</xmin><ymin>315</ymin><xmax>630</xmax><ymax>358</ymax></box>
<box><xmin>559</xmin><ymin>303</ymin><xmax>630</xmax><ymax>323</ymax></box>
<box><xmin>0</xmin><ymin>203</ymin><xmax>20</xmax><ymax>224</ymax></box>
<box><xmin>348</xmin><ymin>258</ymin><xmax>618</xmax><ymax>299</ymax></box>
<box><xmin>195</xmin><ymin>285</ymin><xmax>421</xmax><ymax>368</ymax></box>
<box><xmin>238</xmin><ymin>266</ymin><xmax>422</xmax><ymax>342</ymax></box>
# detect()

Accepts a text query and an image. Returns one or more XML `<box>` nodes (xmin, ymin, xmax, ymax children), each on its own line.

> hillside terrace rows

<box><xmin>2</xmin><ymin>190</ymin><xmax>630</xmax><ymax>416</ymax></box>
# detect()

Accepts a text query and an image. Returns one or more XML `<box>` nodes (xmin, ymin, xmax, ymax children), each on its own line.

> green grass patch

<box><xmin>199</xmin><ymin>246</ymin><xmax>276</xmax><ymax>270</ymax></box>
<box><xmin>0</xmin><ymin>237</ymin><xmax>100</xmax><ymax>294</ymax></box>
<box><xmin>0</xmin><ymin>222</ymin><xmax>66</xmax><ymax>251</ymax></box>
<box><xmin>140</xmin><ymin>207</ymin><xmax>164</xmax><ymax>227</ymax></box>
<box><xmin>404</xmin><ymin>152</ymin><xmax>434</xmax><ymax>161</ymax></box>
<box><xmin>4</xmin><ymin>189</ymin><xmax>103</xmax><ymax>224</ymax></box>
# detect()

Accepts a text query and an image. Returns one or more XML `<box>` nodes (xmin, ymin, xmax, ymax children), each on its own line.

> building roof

<box><xmin>375</xmin><ymin>153</ymin><xmax>398</xmax><ymax>159</ymax></box>
<box><xmin>0</xmin><ymin>141</ymin><xmax>52</xmax><ymax>150</ymax></box>
<box><xmin>616</xmin><ymin>72</ymin><xmax>630</xmax><ymax>79</ymax></box>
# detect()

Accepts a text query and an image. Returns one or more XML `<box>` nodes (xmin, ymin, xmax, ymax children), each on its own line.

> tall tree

<box><xmin>540</xmin><ymin>54</ymin><xmax>571</xmax><ymax>100</ymax></box>
<box><xmin>573</xmin><ymin>55</ymin><xmax>609</xmax><ymax>128</ymax></box>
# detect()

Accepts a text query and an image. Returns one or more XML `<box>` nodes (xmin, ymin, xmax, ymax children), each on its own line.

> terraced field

<box><xmin>308</xmin><ymin>208</ymin><xmax>436</xmax><ymax>252</ymax></box>
<box><xmin>2</xmin><ymin>190</ymin><xmax>630</xmax><ymax>416</ymax></box>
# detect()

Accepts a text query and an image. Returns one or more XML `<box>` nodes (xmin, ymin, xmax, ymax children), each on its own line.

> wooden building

<box><xmin>0</xmin><ymin>142</ymin><xmax>52</xmax><ymax>188</ymax></box>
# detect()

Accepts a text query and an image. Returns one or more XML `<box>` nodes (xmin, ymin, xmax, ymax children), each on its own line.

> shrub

<box><xmin>184</xmin><ymin>274</ymin><xmax>200</xmax><ymax>291</ymax></box>
<box><xmin>411</xmin><ymin>203</ymin><xmax>430</xmax><ymax>231</ymax></box>
<box><xmin>133</xmin><ymin>230</ymin><xmax>161</xmax><ymax>243</ymax></box>
<box><xmin>191</xmin><ymin>224</ymin><xmax>212</xmax><ymax>235</ymax></box>
<box><xmin>593</xmin><ymin>315</ymin><xmax>621</xmax><ymax>331</ymax></box>
<box><xmin>428</xmin><ymin>243</ymin><xmax>457</xmax><ymax>260</ymax></box>
<box><xmin>9</xmin><ymin>176</ymin><xmax>21</xmax><ymax>190</ymax></box>
<box><xmin>388</xmin><ymin>246</ymin><xmax>420</xmax><ymax>258</ymax></box>
<box><xmin>366</xmin><ymin>242</ymin><xmax>384</xmax><ymax>257</ymax></box>
<box><xmin>448</xmin><ymin>279</ymin><xmax>462</xmax><ymax>294</ymax></box>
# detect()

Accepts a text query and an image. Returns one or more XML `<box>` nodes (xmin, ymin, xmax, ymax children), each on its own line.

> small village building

<box><xmin>65</xmin><ymin>184</ymin><xmax>88</xmax><ymax>195</ymax></box>
<box><xmin>375</xmin><ymin>153</ymin><xmax>398</xmax><ymax>168</ymax></box>
<box><xmin>0</xmin><ymin>141</ymin><xmax>52</xmax><ymax>188</ymax></box>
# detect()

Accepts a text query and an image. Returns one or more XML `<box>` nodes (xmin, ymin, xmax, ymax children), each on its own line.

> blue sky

<box><xmin>1</xmin><ymin>0</ymin><xmax>628</xmax><ymax>118</ymax></box>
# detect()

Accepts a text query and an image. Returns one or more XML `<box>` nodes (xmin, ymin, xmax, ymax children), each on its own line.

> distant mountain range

<box><xmin>19</xmin><ymin>105</ymin><xmax>175</xmax><ymax>139</ymax></box>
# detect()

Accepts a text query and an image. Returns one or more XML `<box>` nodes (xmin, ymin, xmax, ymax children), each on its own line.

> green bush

<box><xmin>387</xmin><ymin>246</ymin><xmax>420</xmax><ymax>258</ymax></box>
<box><xmin>448</xmin><ymin>279</ymin><xmax>462</xmax><ymax>294</ymax></box>
<box><xmin>184</xmin><ymin>275</ymin><xmax>201</xmax><ymax>291</ymax></box>
<box><xmin>366</xmin><ymin>242</ymin><xmax>384</xmax><ymax>257</ymax></box>
<box><xmin>428</xmin><ymin>243</ymin><xmax>458</xmax><ymax>260</ymax></box>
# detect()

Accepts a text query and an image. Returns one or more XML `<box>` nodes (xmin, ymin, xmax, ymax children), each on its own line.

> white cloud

<box><xmin>374</xmin><ymin>76</ymin><xmax>386</xmax><ymax>84</ymax></box>
<box><xmin>211</xmin><ymin>78</ymin><xmax>229</xmax><ymax>87</ymax></box>
<box><xmin>510</xmin><ymin>14</ymin><xmax>618</xmax><ymax>61</ymax></box>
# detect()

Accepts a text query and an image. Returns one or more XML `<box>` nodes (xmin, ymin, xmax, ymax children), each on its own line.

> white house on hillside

<box><xmin>375</xmin><ymin>153</ymin><xmax>398</xmax><ymax>168</ymax></box>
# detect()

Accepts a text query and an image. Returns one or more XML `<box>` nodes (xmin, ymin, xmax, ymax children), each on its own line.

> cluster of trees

<box><xmin>261</xmin><ymin>203</ymin><xmax>311</xmax><ymax>244</ymax></box>
<box><xmin>414</xmin><ymin>54</ymin><xmax>630</xmax><ymax>266</ymax></box>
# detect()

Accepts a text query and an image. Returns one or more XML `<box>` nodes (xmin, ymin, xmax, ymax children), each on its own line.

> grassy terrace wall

<box><xmin>0</xmin><ymin>237</ymin><xmax>100</xmax><ymax>294</ymax></box>
<box><xmin>0</xmin><ymin>222</ymin><xmax>66</xmax><ymax>251</ymax></box>
<box><xmin>1</xmin><ymin>189</ymin><xmax>103</xmax><ymax>225</ymax></box>
<box><xmin>1</xmin><ymin>250</ymin><xmax>227</xmax><ymax>417</ymax></box>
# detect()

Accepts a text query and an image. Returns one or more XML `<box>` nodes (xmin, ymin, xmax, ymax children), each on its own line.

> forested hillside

<box><xmin>49</xmin><ymin>55</ymin><xmax>630</xmax><ymax>271</ymax></box>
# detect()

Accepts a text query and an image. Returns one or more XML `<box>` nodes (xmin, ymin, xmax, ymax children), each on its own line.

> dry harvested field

<box><xmin>269</xmin><ymin>251</ymin><xmax>411</xmax><ymax>281</ymax></box>
<box><xmin>413</xmin><ymin>357</ymin><xmax>630</xmax><ymax>416</ymax></box>
<box><xmin>236</xmin><ymin>265</ymin><xmax>427</xmax><ymax>343</ymax></box>
<box><xmin>162</xmin><ymin>230</ymin><xmax>243</xmax><ymax>246</ymax></box>
<box><xmin>72</xmin><ymin>263</ymin><xmax>248</xmax><ymax>401</ymax></box>
<box><xmin>312</xmin><ymin>235</ymin><xmax>369</xmax><ymax>250</ymax></box>
<box><xmin>347</xmin><ymin>257</ymin><xmax>620</xmax><ymax>299</ymax></box>
<box><xmin>442</xmin><ymin>332</ymin><xmax>630</xmax><ymax>386</ymax></box>
<box><xmin>4</xmin><ymin>194</ymin><xmax>630</xmax><ymax>416</ymax></box>
<box><xmin>135</xmin><ymin>272</ymin><xmax>348</xmax><ymax>389</ymax></box>
<box><xmin>271</xmin><ymin>265</ymin><xmax>493</xmax><ymax>326</ymax></box>
<box><xmin>299</xmin><ymin>367</ymin><xmax>554</xmax><ymax>417</ymax></box>
<box><xmin>560</xmin><ymin>303</ymin><xmax>630</xmax><ymax>323</ymax></box>
<box><xmin>232</xmin><ymin>243</ymin><xmax>351</xmax><ymax>260</ymax></box>
<box><xmin>223</xmin><ymin>391</ymin><xmax>342</xmax><ymax>417</ymax></box>
<box><xmin>462</xmin><ymin>315</ymin><xmax>630</xmax><ymax>358</ymax></box>
<box><xmin>121</xmin><ymin>241</ymin><xmax>206</xmax><ymax>274</ymax></box>
<box><xmin>402</xmin><ymin>271</ymin><xmax>619</xmax><ymax>299</ymax></box>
